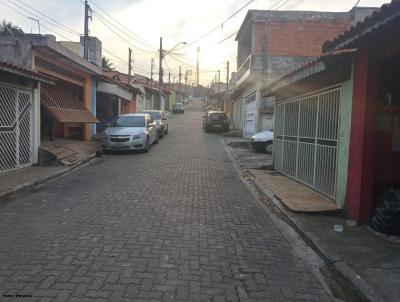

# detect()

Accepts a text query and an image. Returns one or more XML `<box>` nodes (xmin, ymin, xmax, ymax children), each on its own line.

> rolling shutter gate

<box><xmin>274</xmin><ymin>88</ymin><xmax>340</xmax><ymax>199</ymax></box>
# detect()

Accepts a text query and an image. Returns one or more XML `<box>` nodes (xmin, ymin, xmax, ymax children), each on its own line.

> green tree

<box><xmin>0</xmin><ymin>20</ymin><xmax>24</xmax><ymax>36</ymax></box>
<box><xmin>102</xmin><ymin>56</ymin><xmax>114</xmax><ymax>70</ymax></box>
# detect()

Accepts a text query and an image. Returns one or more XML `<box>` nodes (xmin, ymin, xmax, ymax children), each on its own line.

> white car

<box><xmin>102</xmin><ymin>114</ymin><xmax>158</xmax><ymax>153</ymax></box>
<box><xmin>250</xmin><ymin>131</ymin><xmax>273</xmax><ymax>154</ymax></box>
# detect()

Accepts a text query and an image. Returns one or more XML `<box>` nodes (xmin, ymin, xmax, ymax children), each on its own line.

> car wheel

<box><xmin>154</xmin><ymin>132</ymin><xmax>159</xmax><ymax>144</ymax></box>
<box><xmin>265</xmin><ymin>141</ymin><xmax>273</xmax><ymax>154</ymax></box>
<box><xmin>159</xmin><ymin>128</ymin><xmax>164</xmax><ymax>139</ymax></box>
<box><xmin>144</xmin><ymin>136</ymin><xmax>150</xmax><ymax>153</ymax></box>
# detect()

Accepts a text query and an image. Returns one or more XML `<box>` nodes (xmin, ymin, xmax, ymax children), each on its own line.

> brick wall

<box><xmin>266</xmin><ymin>20</ymin><xmax>352</xmax><ymax>57</ymax></box>
<box><xmin>254</xmin><ymin>21</ymin><xmax>265</xmax><ymax>55</ymax></box>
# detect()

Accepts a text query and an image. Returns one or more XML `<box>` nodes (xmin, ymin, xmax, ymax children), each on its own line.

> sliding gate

<box><xmin>0</xmin><ymin>83</ymin><xmax>33</xmax><ymax>173</ymax></box>
<box><xmin>274</xmin><ymin>88</ymin><xmax>340</xmax><ymax>199</ymax></box>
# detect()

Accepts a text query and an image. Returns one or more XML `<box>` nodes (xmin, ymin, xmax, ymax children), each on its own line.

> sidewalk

<box><xmin>0</xmin><ymin>165</ymin><xmax>67</xmax><ymax>199</ymax></box>
<box><xmin>223</xmin><ymin>137</ymin><xmax>273</xmax><ymax>169</ymax></box>
<box><xmin>41</xmin><ymin>138</ymin><xmax>100</xmax><ymax>166</ymax></box>
<box><xmin>0</xmin><ymin>140</ymin><xmax>100</xmax><ymax>200</ymax></box>
<box><xmin>224</xmin><ymin>138</ymin><xmax>400</xmax><ymax>302</ymax></box>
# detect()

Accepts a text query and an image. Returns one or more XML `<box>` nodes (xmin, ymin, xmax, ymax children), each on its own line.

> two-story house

<box><xmin>231</xmin><ymin>7</ymin><xmax>376</xmax><ymax>138</ymax></box>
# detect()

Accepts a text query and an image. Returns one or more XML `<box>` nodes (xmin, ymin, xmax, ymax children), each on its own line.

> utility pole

<box><xmin>168</xmin><ymin>72</ymin><xmax>171</xmax><ymax>84</ymax></box>
<box><xmin>226</xmin><ymin>61</ymin><xmax>229</xmax><ymax>91</ymax></box>
<box><xmin>218</xmin><ymin>70</ymin><xmax>221</xmax><ymax>110</ymax></box>
<box><xmin>83</xmin><ymin>0</ymin><xmax>91</xmax><ymax>60</ymax></box>
<box><xmin>196</xmin><ymin>46</ymin><xmax>200</xmax><ymax>86</ymax></box>
<box><xmin>158</xmin><ymin>36</ymin><xmax>163</xmax><ymax>110</ymax></box>
<box><xmin>150</xmin><ymin>58</ymin><xmax>154</xmax><ymax>81</ymax></box>
<box><xmin>218</xmin><ymin>70</ymin><xmax>220</xmax><ymax>93</ymax></box>
<box><xmin>128</xmin><ymin>48</ymin><xmax>132</xmax><ymax>85</ymax></box>
<box><xmin>178</xmin><ymin>66</ymin><xmax>181</xmax><ymax>102</ymax></box>
<box><xmin>184</xmin><ymin>70</ymin><xmax>188</xmax><ymax>99</ymax></box>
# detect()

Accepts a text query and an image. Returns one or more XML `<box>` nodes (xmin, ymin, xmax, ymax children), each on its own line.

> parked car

<box><xmin>142</xmin><ymin>110</ymin><xmax>168</xmax><ymax>138</ymax></box>
<box><xmin>172</xmin><ymin>103</ymin><xmax>184</xmax><ymax>113</ymax></box>
<box><xmin>251</xmin><ymin>131</ymin><xmax>273</xmax><ymax>154</ymax></box>
<box><xmin>102</xmin><ymin>114</ymin><xmax>158</xmax><ymax>153</ymax></box>
<box><xmin>203</xmin><ymin>111</ymin><xmax>229</xmax><ymax>132</ymax></box>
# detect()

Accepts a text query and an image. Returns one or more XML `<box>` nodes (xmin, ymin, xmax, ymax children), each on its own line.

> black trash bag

<box><xmin>370</xmin><ymin>188</ymin><xmax>400</xmax><ymax>236</ymax></box>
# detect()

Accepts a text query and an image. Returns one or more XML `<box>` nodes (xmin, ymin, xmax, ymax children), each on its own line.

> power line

<box><xmin>177</xmin><ymin>0</ymin><xmax>255</xmax><ymax>50</ymax></box>
<box><xmin>89</xmin><ymin>0</ymin><xmax>158</xmax><ymax>50</ymax></box>
<box><xmin>4</xmin><ymin>0</ymin><xmax>80</xmax><ymax>37</ymax></box>
<box><xmin>285</xmin><ymin>0</ymin><xmax>307</xmax><ymax>10</ymax></box>
<box><xmin>275</xmin><ymin>0</ymin><xmax>296</xmax><ymax>10</ymax></box>
<box><xmin>0</xmin><ymin>0</ymin><xmax>154</xmax><ymax>76</ymax></box>
<box><xmin>15</xmin><ymin>0</ymin><xmax>81</xmax><ymax>35</ymax></box>
<box><xmin>0</xmin><ymin>0</ymin><xmax>76</xmax><ymax>41</ymax></box>
<box><xmin>268</xmin><ymin>0</ymin><xmax>288</xmax><ymax>10</ymax></box>
<box><xmin>217</xmin><ymin>31</ymin><xmax>239</xmax><ymax>44</ymax></box>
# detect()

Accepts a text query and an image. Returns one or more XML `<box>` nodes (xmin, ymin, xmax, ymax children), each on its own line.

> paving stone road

<box><xmin>0</xmin><ymin>101</ymin><xmax>333</xmax><ymax>301</ymax></box>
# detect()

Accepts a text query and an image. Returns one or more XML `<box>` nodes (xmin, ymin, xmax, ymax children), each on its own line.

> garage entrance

<box><xmin>243</xmin><ymin>92</ymin><xmax>256</xmax><ymax>138</ymax></box>
<box><xmin>0</xmin><ymin>83</ymin><xmax>33</xmax><ymax>173</ymax></box>
<box><xmin>275</xmin><ymin>87</ymin><xmax>340</xmax><ymax>199</ymax></box>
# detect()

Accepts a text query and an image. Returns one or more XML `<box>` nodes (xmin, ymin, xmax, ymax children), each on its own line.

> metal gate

<box><xmin>244</xmin><ymin>92</ymin><xmax>256</xmax><ymax>138</ymax></box>
<box><xmin>275</xmin><ymin>87</ymin><xmax>340</xmax><ymax>199</ymax></box>
<box><xmin>0</xmin><ymin>83</ymin><xmax>33</xmax><ymax>173</ymax></box>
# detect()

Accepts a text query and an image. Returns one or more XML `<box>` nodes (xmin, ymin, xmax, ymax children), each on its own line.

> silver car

<box><xmin>102</xmin><ymin>114</ymin><xmax>158</xmax><ymax>153</ymax></box>
<box><xmin>142</xmin><ymin>110</ymin><xmax>168</xmax><ymax>138</ymax></box>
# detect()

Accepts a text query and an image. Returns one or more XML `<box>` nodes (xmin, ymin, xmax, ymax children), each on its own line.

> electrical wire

<box><xmin>14</xmin><ymin>0</ymin><xmax>81</xmax><ymax>35</ymax></box>
<box><xmin>217</xmin><ymin>31</ymin><xmax>239</xmax><ymax>44</ymax></box>
<box><xmin>4</xmin><ymin>0</ymin><xmax>80</xmax><ymax>37</ymax></box>
<box><xmin>89</xmin><ymin>0</ymin><xmax>158</xmax><ymax>50</ymax></box>
<box><xmin>0</xmin><ymin>0</ymin><xmax>76</xmax><ymax>41</ymax></box>
<box><xmin>177</xmin><ymin>0</ymin><xmax>255</xmax><ymax>50</ymax></box>
<box><xmin>0</xmin><ymin>0</ymin><xmax>153</xmax><ymax>77</ymax></box>
<box><xmin>274</xmin><ymin>0</ymin><xmax>296</xmax><ymax>10</ymax></box>
<box><xmin>285</xmin><ymin>0</ymin><xmax>307</xmax><ymax>10</ymax></box>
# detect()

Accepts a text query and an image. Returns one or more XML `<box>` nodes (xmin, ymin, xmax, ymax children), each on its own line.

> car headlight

<box><xmin>132</xmin><ymin>134</ymin><xmax>142</xmax><ymax>140</ymax></box>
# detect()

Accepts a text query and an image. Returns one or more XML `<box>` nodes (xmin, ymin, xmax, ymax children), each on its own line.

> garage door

<box><xmin>0</xmin><ymin>83</ymin><xmax>33</xmax><ymax>173</ymax></box>
<box><xmin>243</xmin><ymin>92</ymin><xmax>256</xmax><ymax>138</ymax></box>
<box><xmin>274</xmin><ymin>88</ymin><xmax>340</xmax><ymax>199</ymax></box>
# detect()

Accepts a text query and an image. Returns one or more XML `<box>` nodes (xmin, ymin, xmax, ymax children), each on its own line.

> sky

<box><xmin>0</xmin><ymin>0</ymin><xmax>391</xmax><ymax>85</ymax></box>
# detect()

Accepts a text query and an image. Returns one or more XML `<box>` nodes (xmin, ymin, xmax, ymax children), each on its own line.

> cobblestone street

<box><xmin>0</xmin><ymin>101</ymin><xmax>334</xmax><ymax>301</ymax></box>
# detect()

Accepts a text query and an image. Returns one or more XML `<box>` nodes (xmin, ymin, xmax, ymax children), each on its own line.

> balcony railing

<box><xmin>236</xmin><ymin>55</ymin><xmax>252</xmax><ymax>86</ymax></box>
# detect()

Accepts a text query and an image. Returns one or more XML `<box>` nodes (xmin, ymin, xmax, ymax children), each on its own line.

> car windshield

<box><xmin>174</xmin><ymin>103</ymin><xmax>183</xmax><ymax>107</ymax></box>
<box><xmin>144</xmin><ymin>111</ymin><xmax>161</xmax><ymax>120</ymax></box>
<box><xmin>109</xmin><ymin>116</ymin><xmax>145</xmax><ymax>127</ymax></box>
<box><xmin>209</xmin><ymin>113</ymin><xmax>226</xmax><ymax>121</ymax></box>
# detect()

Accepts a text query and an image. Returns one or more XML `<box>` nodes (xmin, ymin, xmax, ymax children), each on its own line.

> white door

<box><xmin>243</xmin><ymin>93</ymin><xmax>256</xmax><ymax>138</ymax></box>
<box><xmin>274</xmin><ymin>88</ymin><xmax>341</xmax><ymax>199</ymax></box>
<box><xmin>0</xmin><ymin>84</ymin><xmax>33</xmax><ymax>173</ymax></box>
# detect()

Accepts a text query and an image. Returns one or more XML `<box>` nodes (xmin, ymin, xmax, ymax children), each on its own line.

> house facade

<box><xmin>231</xmin><ymin>8</ymin><xmax>376</xmax><ymax>138</ymax></box>
<box><xmin>0</xmin><ymin>60</ymin><xmax>54</xmax><ymax>173</ymax></box>
<box><xmin>0</xmin><ymin>34</ymin><xmax>101</xmax><ymax>142</ymax></box>
<box><xmin>262</xmin><ymin>0</ymin><xmax>400</xmax><ymax>222</ymax></box>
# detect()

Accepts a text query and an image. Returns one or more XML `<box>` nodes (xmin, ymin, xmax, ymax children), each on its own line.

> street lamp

<box><xmin>159</xmin><ymin>39</ymin><xmax>187</xmax><ymax>111</ymax></box>
<box><xmin>162</xmin><ymin>41</ymin><xmax>187</xmax><ymax>58</ymax></box>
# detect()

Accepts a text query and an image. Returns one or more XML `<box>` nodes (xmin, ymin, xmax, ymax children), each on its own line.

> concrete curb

<box><xmin>0</xmin><ymin>153</ymin><xmax>97</xmax><ymax>201</ymax></box>
<box><xmin>220</xmin><ymin>137</ymin><xmax>387</xmax><ymax>302</ymax></box>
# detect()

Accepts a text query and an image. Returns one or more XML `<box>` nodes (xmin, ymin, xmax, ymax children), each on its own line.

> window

<box><xmin>143</xmin><ymin>111</ymin><xmax>161</xmax><ymax>120</ymax></box>
<box><xmin>110</xmin><ymin>116</ymin><xmax>145</xmax><ymax>127</ymax></box>
<box><xmin>208</xmin><ymin>113</ymin><xmax>227</xmax><ymax>121</ymax></box>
